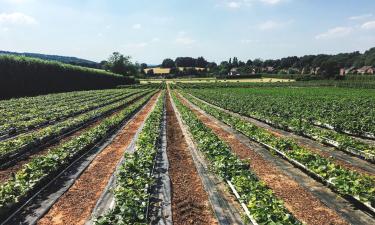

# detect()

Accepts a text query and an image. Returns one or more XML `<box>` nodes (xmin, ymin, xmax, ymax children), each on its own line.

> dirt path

<box><xmin>37</xmin><ymin>93</ymin><xmax>160</xmax><ymax>225</ymax></box>
<box><xmin>166</xmin><ymin>93</ymin><xmax>218</xmax><ymax>225</ymax></box>
<box><xmin>177</xmin><ymin>93</ymin><xmax>348</xmax><ymax>225</ymax></box>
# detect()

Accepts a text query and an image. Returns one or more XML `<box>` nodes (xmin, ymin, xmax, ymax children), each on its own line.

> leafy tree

<box><xmin>105</xmin><ymin>52</ymin><xmax>137</xmax><ymax>76</ymax></box>
<box><xmin>170</xmin><ymin>67</ymin><xmax>179</xmax><ymax>75</ymax></box>
<box><xmin>238</xmin><ymin>60</ymin><xmax>246</xmax><ymax>67</ymax></box>
<box><xmin>320</xmin><ymin>60</ymin><xmax>340</xmax><ymax>77</ymax></box>
<box><xmin>232</xmin><ymin>57</ymin><xmax>239</xmax><ymax>67</ymax></box>
<box><xmin>196</xmin><ymin>56</ymin><xmax>208</xmax><ymax>68</ymax></box>
<box><xmin>252</xmin><ymin>58</ymin><xmax>263</xmax><ymax>67</ymax></box>
<box><xmin>364</xmin><ymin>47</ymin><xmax>375</xmax><ymax>66</ymax></box>
<box><xmin>218</xmin><ymin>61</ymin><xmax>230</xmax><ymax>75</ymax></box>
<box><xmin>146</xmin><ymin>69</ymin><xmax>154</xmax><ymax>76</ymax></box>
<box><xmin>140</xmin><ymin>63</ymin><xmax>148</xmax><ymax>70</ymax></box>
<box><xmin>175</xmin><ymin>57</ymin><xmax>196</xmax><ymax>67</ymax></box>
<box><xmin>246</xmin><ymin>60</ymin><xmax>253</xmax><ymax>66</ymax></box>
<box><xmin>207</xmin><ymin>62</ymin><xmax>218</xmax><ymax>69</ymax></box>
<box><xmin>161</xmin><ymin>58</ymin><xmax>175</xmax><ymax>68</ymax></box>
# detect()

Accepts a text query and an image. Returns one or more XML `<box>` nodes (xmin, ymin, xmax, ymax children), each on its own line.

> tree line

<box><xmin>100</xmin><ymin>48</ymin><xmax>375</xmax><ymax>78</ymax></box>
<box><xmin>150</xmin><ymin>47</ymin><xmax>375</xmax><ymax>78</ymax></box>
<box><xmin>0</xmin><ymin>55</ymin><xmax>136</xmax><ymax>99</ymax></box>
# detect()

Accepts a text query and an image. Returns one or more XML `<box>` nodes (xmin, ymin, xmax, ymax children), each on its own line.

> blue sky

<box><xmin>0</xmin><ymin>0</ymin><xmax>374</xmax><ymax>64</ymax></box>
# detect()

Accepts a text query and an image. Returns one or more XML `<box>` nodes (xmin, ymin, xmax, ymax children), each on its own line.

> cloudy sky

<box><xmin>0</xmin><ymin>0</ymin><xmax>375</xmax><ymax>64</ymax></box>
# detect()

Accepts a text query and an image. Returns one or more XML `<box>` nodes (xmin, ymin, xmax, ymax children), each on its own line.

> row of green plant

<box><xmin>0</xmin><ymin>55</ymin><xmax>137</xmax><ymax>99</ymax></box>
<box><xmin>182</xmin><ymin>87</ymin><xmax>375</xmax><ymax>160</ymax></box>
<box><xmin>284</xmin><ymin>119</ymin><xmax>375</xmax><ymax>160</ymax></box>
<box><xmin>0</xmin><ymin>89</ymin><xmax>129</xmax><ymax>121</ymax></box>
<box><xmin>179</xmin><ymin>92</ymin><xmax>375</xmax><ymax>208</ymax></box>
<box><xmin>95</xmin><ymin>92</ymin><xmax>164</xmax><ymax>225</ymax></box>
<box><xmin>0</xmin><ymin>91</ymin><xmax>151</xmax><ymax>160</ymax></box>
<box><xmin>183</xmin><ymin>86</ymin><xmax>375</xmax><ymax>140</ymax></box>
<box><xmin>0</xmin><ymin>89</ymin><xmax>143</xmax><ymax>136</ymax></box>
<box><xmin>0</xmin><ymin>88</ymin><xmax>107</xmax><ymax>111</ymax></box>
<box><xmin>176</xmin><ymin>78</ymin><xmax>375</xmax><ymax>89</ymax></box>
<box><xmin>171</xmin><ymin>91</ymin><xmax>301</xmax><ymax>224</ymax></box>
<box><xmin>0</xmin><ymin>92</ymin><xmax>154</xmax><ymax>212</ymax></box>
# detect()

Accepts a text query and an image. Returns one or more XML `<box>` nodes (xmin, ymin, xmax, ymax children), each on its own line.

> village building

<box><xmin>340</xmin><ymin>68</ymin><xmax>345</xmax><ymax>76</ymax></box>
<box><xmin>357</xmin><ymin>66</ymin><xmax>374</xmax><ymax>75</ymax></box>
<box><xmin>266</xmin><ymin>66</ymin><xmax>274</xmax><ymax>73</ymax></box>
<box><xmin>144</xmin><ymin>67</ymin><xmax>171</xmax><ymax>75</ymax></box>
<box><xmin>228</xmin><ymin>67</ymin><xmax>240</xmax><ymax>76</ymax></box>
<box><xmin>345</xmin><ymin>66</ymin><xmax>356</xmax><ymax>75</ymax></box>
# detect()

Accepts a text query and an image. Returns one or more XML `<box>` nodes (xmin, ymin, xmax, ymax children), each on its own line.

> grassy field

<box><xmin>140</xmin><ymin>77</ymin><xmax>294</xmax><ymax>84</ymax></box>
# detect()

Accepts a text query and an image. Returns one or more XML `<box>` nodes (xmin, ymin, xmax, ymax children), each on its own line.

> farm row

<box><xmin>180</xmin><ymin>84</ymin><xmax>375</xmax><ymax>160</ymax></box>
<box><xmin>0</xmin><ymin>84</ymin><xmax>374</xmax><ymax>225</ymax></box>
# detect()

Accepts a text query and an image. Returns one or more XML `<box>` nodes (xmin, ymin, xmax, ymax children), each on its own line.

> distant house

<box><xmin>266</xmin><ymin>66</ymin><xmax>274</xmax><ymax>73</ymax></box>
<box><xmin>345</xmin><ymin>66</ymin><xmax>356</xmax><ymax>75</ymax></box>
<box><xmin>228</xmin><ymin>68</ymin><xmax>240</xmax><ymax>76</ymax></box>
<box><xmin>357</xmin><ymin>66</ymin><xmax>374</xmax><ymax>75</ymax></box>
<box><xmin>301</xmin><ymin>67</ymin><xmax>309</xmax><ymax>74</ymax></box>
<box><xmin>313</xmin><ymin>67</ymin><xmax>321</xmax><ymax>75</ymax></box>
<box><xmin>260</xmin><ymin>67</ymin><xmax>274</xmax><ymax>73</ymax></box>
<box><xmin>340</xmin><ymin>66</ymin><xmax>357</xmax><ymax>76</ymax></box>
<box><xmin>144</xmin><ymin>67</ymin><xmax>171</xmax><ymax>75</ymax></box>
<box><xmin>340</xmin><ymin>68</ymin><xmax>346</xmax><ymax>76</ymax></box>
<box><xmin>178</xmin><ymin>67</ymin><xmax>206</xmax><ymax>71</ymax></box>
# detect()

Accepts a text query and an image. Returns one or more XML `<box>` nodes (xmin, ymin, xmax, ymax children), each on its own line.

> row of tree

<box><xmin>101</xmin><ymin>47</ymin><xmax>375</xmax><ymax>78</ymax></box>
<box><xmin>151</xmin><ymin>47</ymin><xmax>375</xmax><ymax>77</ymax></box>
<box><xmin>214</xmin><ymin>48</ymin><xmax>375</xmax><ymax>77</ymax></box>
<box><xmin>161</xmin><ymin>57</ymin><xmax>210</xmax><ymax>68</ymax></box>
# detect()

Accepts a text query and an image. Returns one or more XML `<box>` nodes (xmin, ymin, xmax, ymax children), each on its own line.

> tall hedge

<box><xmin>0</xmin><ymin>55</ymin><xmax>137</xmax><ymax>99</ymax></box>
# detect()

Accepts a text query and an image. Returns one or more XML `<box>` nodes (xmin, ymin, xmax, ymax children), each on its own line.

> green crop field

<box><xmin>0</xmin><ymin>81</ymin><xmax>374</xmax><ymax>225</ymax></box>
<box><xmin>2</xmin><ymin>1</ymin><xmax>375</xmax><ymax>224</ymax></box>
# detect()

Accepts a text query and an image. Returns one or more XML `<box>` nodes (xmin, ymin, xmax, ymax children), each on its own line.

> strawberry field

<box><xmin>0</xmin><ymin>83</ymin><xmax>374</xmax><ymax>225</ymax></box>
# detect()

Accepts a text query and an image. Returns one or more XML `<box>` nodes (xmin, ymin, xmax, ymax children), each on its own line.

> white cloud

<box><xmin>4</xmin><ymin>0</ymin><xmax>31</xmax><ymax>4</ymax></box>
<box><xmin>0</xmin><ymin>12</ymin><xmax>37</xmax><ymax>25</ymax></box>
<box><xmin>124</xmin><ymin>42</ymin><xmax>148</xmax><ymax>49</ymax></box>
<box><xmin>260</xmin><ymin>0</ymin><xmax>283</xmax><ymax>5</ymax></box>
<box><xmin>124</xmin><ymin>37</ymin><xmax>160</xmax><ymax>49</ymax></box>
<box><xmin>1</xmin><ymin>27</ymin><xmax>9</xmax><ymax>32</ymax></box>
<box><xmin>132</xmin><ymin>24</ymin><xmax>141</xmax><ymax>29</ymax></box>
<box><xmin>240</xmin><ymin>39</ymin><xmax>260</xmax><ymax>44</ymax></box>
<box><xmin>175</xmin><ymin>31</ymin><xmax>196</xmax><ymax>45</ymax></box>
<box><xmin>153</xmin><ymin>16</ymin><xmax>174</xmax><ymax>25</ymax></box>
<box><xmin>175</xmin><ymin>37</ymin><xmax>196</xmax><ymax>45</ymax></box>
<box><xmin>315</xmin><ymin>26</ymin><xmax>353</xmax><ymax>40</ymax></box>
<box><xmin>227</xmin><ymin>1</ymin><xmax>241</xmax><ymax>8</ymax></box>
<box><xmin>349</xmin><ymin>14</ymin><xmax>372</xmax><ymax>20</ymax></box>
<box><xmin>258</xmin><ymin>20</ymin><xmax>291</xmax><ymax>30</ymax></box>
<box><xmin>361</xmin><ymin>20</ymin><xmax>375</xmax><ymax>30</ymax></box>
<box><xmin>178</xmin><ymin>30</ymin><xmax>187</xmax><ymax>36</ymax></box>
<box><xmin>151</xmin><ymin>37</ymin><xmax>160</xmax><ymax>42</ymax></box>
<box><xmin>220</xmin><ymin>0</ymin><xmax>285</xmax><ymax>8</ymax></box>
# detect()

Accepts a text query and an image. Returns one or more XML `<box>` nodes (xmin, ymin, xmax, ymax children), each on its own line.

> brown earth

<box><xmin>166</xmin><ymin>93</ymin><xmax>218</xmax><ymax>225</ymax></box>
<box><xmin>37</xmin><ymin>93</ymin><xmax>159</xmax><ymax>225</ymax></box>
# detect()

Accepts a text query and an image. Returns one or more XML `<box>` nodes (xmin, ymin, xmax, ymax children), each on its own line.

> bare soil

<box><xmin>166</xmin><ymin>93</ymin><xmax>218</xmax><ymax>225</ymax></box>
<box><xmin>37</xmin><ymin>93</ymin><xmax>159</xmax><ymax>225</ymax></box>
